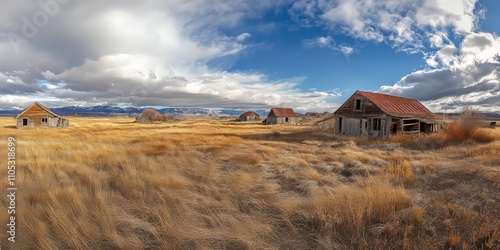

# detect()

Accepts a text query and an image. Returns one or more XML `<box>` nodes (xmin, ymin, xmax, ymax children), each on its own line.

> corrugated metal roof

<box><xmin>268</xmin><ymin>108</ymin><xmax>296</xmax><ymax>117</ymax></box>
<box><xmin>14</xmin><ymin>102</ymin><xmax>61</xmax><ymax>119</ymax></box>
<box><xmin>240</xmin><ymin>111</ymin><xmax>259</xmax><ymax>117</ymax></box>
<box><xmin>357</xmin><ymin>91</ymin><xmax>435</xmax><ymax>118</ymax></box>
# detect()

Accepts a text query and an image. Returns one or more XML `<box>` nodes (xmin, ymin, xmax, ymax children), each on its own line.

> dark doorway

<box><xmin>339</xmin><ymin>117</ymin><xmax>342</xmax><ymax>133</ymax></box>
<box><xmin>392</xmin><ymin>124</ymin><xmax>398</xmax><ymax>134</ymax></box>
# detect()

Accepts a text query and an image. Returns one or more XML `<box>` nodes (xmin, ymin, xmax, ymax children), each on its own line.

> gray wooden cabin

<box><xmin>266</xmin><ymin>108</ymin><xmax>297</xmax><ymax>125</ymax></box>
<box><xmin>334</xmin><ymin>91</ymin><xmax>439</xmax><ymax>138</ymax></box>
<box><xmin>238</xmin><ymin>111</ymin><xmax>260</xmax><ymax>121</ymax></box>
<box><xmin>15</xmin><ymin>102</ymin><xmax>69</xmax><ymax>128</ymax></box>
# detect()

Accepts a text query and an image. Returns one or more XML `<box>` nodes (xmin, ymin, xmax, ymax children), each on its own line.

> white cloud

<box><xmin>290</xmin><ymin>0</ymin><xmax>481</xmax><ymax>52</ymax></box>
<box><xmin>39</xmin><ymin>53</ymin><xmax>336</xmax><ymax>110</ymax></box>
<box><xmin>379</xmin><ymin>32</ymin><xmax>500</xmax><ymax>112</ymax></box>
<box><xmin>236</xmin><ymin>33</ymin><xmax>251</xmax><ymax>42</ymax></box>
<box><xmin>303</xmin><ymin>36</ymin><xmax>354</xmax><ymax>56</ymax></box>
<box><xmin>0</xmin><ymin>0</ymin><xmax>338</xmax><ymax>111</ymax></box>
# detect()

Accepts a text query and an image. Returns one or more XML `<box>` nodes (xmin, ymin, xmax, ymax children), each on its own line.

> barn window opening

<box><xmin>354</xmin><ymin>99</ymin><xmax>362</xmax><ymax>110</ymax></box>
<box><xmin>285</xmin><ymin>117</ymin><xmax>289</xmax><ymax>122</ymax></box>
<box><xmin>373</xmin><ymin>118</ymin><xmax>381</xmax><ymax>130</ymax></box>
<box><xmin>42</xmin><ymin>118</ymin><xmax>48</xmax><ymax>123</ymax></box>
<box><xmin>22</xmin><ymin>118</ymin><xmax>28</xmax><ymax>126</ymax></box>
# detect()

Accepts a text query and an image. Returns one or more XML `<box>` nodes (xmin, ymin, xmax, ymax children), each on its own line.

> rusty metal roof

<box><xmin>14</xmin><ymin>102</ymin><xmax>61</xmax><ymax>119</ymax></box>
<box><xmin>239</xmin><ymin>111</ymin><xmax>259</xmax><ymax>117</ymax></box>
<box><xmin>357</xmin><ymin>91</ymin><xmax>435</xmax><ymax>118</ymax></box>
<box><xmin>268</xmin><ymin>108</ymin><xmax>296</xmax><ymax>117</ymax></box>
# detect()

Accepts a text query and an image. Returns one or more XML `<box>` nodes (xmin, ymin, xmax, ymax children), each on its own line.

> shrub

<box><xmin>136</xmin><ymin>108</ymin><xmax>174</xmax><ymax>123</ymax></box>
<box><xmin>445</xmin><ymin>105</ymin><xmax>494</xmax><ymax>143</ymax></box>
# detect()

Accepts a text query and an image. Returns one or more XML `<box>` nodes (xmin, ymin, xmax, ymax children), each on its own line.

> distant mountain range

<box><xmin>435</xmin><ymin>112</ymin><xmax>500</xmax><ymax>121</ymax></box>
<box><xmin>1</xmin><ymin>105</ymin><xmax>498</xmax><ymax>120</ymax></box>
<box><xmin>0</xmin><ymin>105</ymin><xmax>271</xmax><ymax>117</ymax></box>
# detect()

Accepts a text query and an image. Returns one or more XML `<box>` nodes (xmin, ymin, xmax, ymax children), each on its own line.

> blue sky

<box><xmin>0</xmin><ymin>0</ymin><xmax>499</xmax><ymax>112</ymax></box>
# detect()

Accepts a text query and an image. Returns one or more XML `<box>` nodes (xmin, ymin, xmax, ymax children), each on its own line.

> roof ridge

<box><xmin>14</xmin><ymin>102</ymin><xmax>61</xmax><ymax>118</ymax></box>
<box><xmin>357</xmin><ymin>90</ymin><xmax>419</xmax><ymax>101</ymax></box>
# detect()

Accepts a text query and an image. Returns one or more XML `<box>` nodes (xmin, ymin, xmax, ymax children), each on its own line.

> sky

<box><xmin>0</xmin><ymin>0</ymin><xmax>499</xmax><ymax>112</ymax></box>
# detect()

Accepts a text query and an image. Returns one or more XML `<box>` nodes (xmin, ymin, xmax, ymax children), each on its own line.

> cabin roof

<box><xmin>352</xmin><ymin>91</ymin><xmax>435</xmax><ymax>118</ymax></box>
<box><xmin>14</xmin><ymin>102</ymin><xmax>61</xmax><ymax>119</ymax></box>
<box><xmin>268</xmin><ymin>108</ymin><xmax>296</xmax><ymax>117</ymax></box>
<box><xmin>240</xmin><ymin>111</ymin><xmax>259</xmax><ymax>117</ymax></box>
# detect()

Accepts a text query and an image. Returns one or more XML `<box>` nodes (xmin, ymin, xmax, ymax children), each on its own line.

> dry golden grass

<box><xmin>0</xmin><ymin>117</ymin><xmax>499</xmax><ymax>249</ymax></box>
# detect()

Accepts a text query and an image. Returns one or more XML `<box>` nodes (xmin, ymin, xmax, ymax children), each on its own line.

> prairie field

<box><xmin>0</xmin><ymin>117</ymin><xmax>499</xmax><ymax>249</ymax></box>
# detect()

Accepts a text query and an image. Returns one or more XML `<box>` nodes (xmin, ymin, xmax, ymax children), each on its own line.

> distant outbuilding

<box><xmin>15</xmin><ymin>102</ymin><xmax>69</xmax><ymax>128</ymax></box>
<box><xmin>238</xmin><ymin>111</ymin><xmax>260</xmax><ymax>121</ymax></box>
<box><xmin>266</xmin><ymin>108</ymin><xmax>297</xmax><ymax>125</ymax></box>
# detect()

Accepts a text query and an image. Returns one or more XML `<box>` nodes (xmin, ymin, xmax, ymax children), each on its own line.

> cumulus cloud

<box><xmin>290</xmin><ymin>0</ymin><xmax>498</xmax><ymax>112</ymax></box>
<box><xmin>0</xmin><ymin>0</ymin><xmax>497</xmax><ymax>112</ymax></box>
<box><xmin>379</xmin><ymin>32</ymin><xmax>500</xmax><ymax>112</ymax></box>
<box><xmin>290</xmin><ymin>0</ymin><xmax>481</xmax><ymax>52</ymax></box>
<box><xmin>0</xmin><ymin>0</ymin><xmax>337</xmax><ymax>111</ymax></box>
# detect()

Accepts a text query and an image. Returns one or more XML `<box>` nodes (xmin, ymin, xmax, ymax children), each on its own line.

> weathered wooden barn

<box><xmin>266</xmin><ymin>108</ymin><xmax>297</xmax><ymax>125</ymax></box>
<box><xmin>238</xmin><ymin>111</ymin><xmax>260</xmax><ymax>121</ymax></box>
<box><xmin>15</xmin><ymin>102</ymin><xmax>69</xmax><ymax>128</ymax></box>
<box><xmin>334</xmin><ymin>91</ymin><xmax>439</xmax><ymax>137</ymax></box>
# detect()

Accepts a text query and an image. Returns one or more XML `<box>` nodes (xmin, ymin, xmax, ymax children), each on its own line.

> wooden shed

<box><xmin>266</xmin><ymin>108</ymin><xmax>297</xmax><ymax>125</ymax></box>
<box><xmin>334</xmin><ymin>91</ymin><xmax>439</xmax><ymax>138</ymax></box>
<box><xmin>238</xmin><ymin>111</ymin><xmax>260</xmax><ymax>121</ymax></box>
<box><xmin>15</xmin><ymin>102</ymin><xmax>69</xmax><ymax>128</ymax></box>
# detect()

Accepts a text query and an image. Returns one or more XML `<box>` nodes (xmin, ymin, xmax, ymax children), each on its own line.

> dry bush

<box><xmin>445</xmin><ymin>105</ymin><xmax>496</xmax><ymax>144</ymax></box>
<box><xmin>136</xmin><ymin>108</ymin><xmax>174</xmax><ymax>123</ymax></box>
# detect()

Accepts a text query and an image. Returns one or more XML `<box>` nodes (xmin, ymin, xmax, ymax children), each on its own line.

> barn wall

<box><xmin>266</xmin><ymin>116</ymin><xmax>297</xmax><ymax>125</ymax></box>
<box><xmin>240</xmin><ymin>115</ymin><xmax>259</xmax><ymax>121</ymax></box>
<box><xmin>16</xmin><ymin>116</ymin><xmax>68</xmax><ymax>128</ymax></box>
<box><xmin>336</xmin><ymin>115</ymin><xmax>389</xmax><ymax>138</ymax></box>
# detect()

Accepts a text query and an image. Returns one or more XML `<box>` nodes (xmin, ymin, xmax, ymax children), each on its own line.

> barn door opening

<box><xmin>361</xmin><ymin>119</ymin><xmax>367</xmax><ymax>135</ymax></box>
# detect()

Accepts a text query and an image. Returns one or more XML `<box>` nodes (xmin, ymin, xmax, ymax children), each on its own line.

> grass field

<box><xmin>0</xmin><ymin>117</ymin><xmax>499</xmax><ymax>249</ymax></box>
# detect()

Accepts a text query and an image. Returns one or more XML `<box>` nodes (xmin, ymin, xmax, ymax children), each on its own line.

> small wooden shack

<box><xmin>266</xmin><ymin>108</ymin><xmax>297</xmax><ymax>125</ymax></box>
<box><xmin>238</xmin><ymin>111</ymin><xmax>260</xmax><ymax>121</ymax></box>
<box><xmin>334</xmin><ymin>90</ymin><xmax>439</xmax><ymax>138</ymax></box>
<box><xmin>15</xmin><ymin>102</ymin><xmax>69</xmax><ymax>128</ymax></box>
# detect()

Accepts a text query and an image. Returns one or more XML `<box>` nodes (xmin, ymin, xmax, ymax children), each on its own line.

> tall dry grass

<box><xmin>0</xmin><ymin>117</ymin><xmax>498</xmax><ymax>249</ymax></box>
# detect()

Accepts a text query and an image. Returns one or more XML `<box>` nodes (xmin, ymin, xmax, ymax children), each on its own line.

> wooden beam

<box><xmin>402</xmin><ymin>130</ymin><xmax>420</xmax><ymax>134</ymax></box>
<box><xmin>402</xmin><ymin>122</ymin><xmax>419</xmax><ymax>126</ymax></box>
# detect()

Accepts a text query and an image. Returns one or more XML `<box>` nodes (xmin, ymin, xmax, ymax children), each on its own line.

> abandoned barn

<box><xmin>266</xmin><ymin>108</ymin><xmax>297</xmax><ymax>125</ymax></box>
<box><xmin>238</xmin><ymin>111</ymin><xmax>260</xmax><ymax>121</ymax></box>
<box><xmin>334</xmin><ymin>91</ymin><xmax>439</xmax><ymax>137</ymax></box>
<box><xmin>15</xmin><ymin>102</ymin><xmax>69</xmax><ymax>128</ymax></box>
